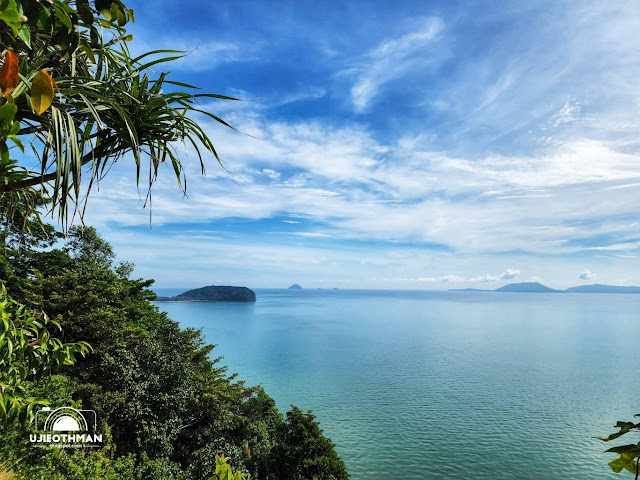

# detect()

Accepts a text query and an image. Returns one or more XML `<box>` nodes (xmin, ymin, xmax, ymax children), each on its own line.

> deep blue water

<box><xmin>153</xmin><ymin>289</ymin><xmax>640</xmax><ymax>479</ymax></box>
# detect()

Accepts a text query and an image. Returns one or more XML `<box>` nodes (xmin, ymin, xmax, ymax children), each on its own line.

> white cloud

<box><xmin>471</xmin><ymin>269</ymin><xmax>520</xmax><ymax>282</ymax></box>
<box><xmin>549</xmin><ymin>100</ymin><xmax>582</xmax><ymax>127</ymax></box>
<box><xmin>274</xmin><ymin>87</ymin><xmax>327</xmax><ymax>106</ymax></box>
<box><xmin>417</xmin><ymin>275</ymin><xmax>465</xmax><ymax>283</ymax></box>
<box><xmin>500</xmin><ymin>268</ymin><xmax>520</xmax><ymax>280</ymax></box>
<box><xmin>348</xmin><ymin>18</ymin><xmax>444</xmax><ymax>111</ymax></box>
<box><xmin>80</xmin><ymin>114</ymin><xmax>640</xmax><ymax>257</ymax></box>
<box><xmin>579</xmin><ymin>269</ymin><xmax>596</xmax><ymax>280</ymax></box>
<box><xmin>404</xmin><ymin>269</ymin><xmax>520</xmax><ymax>284</ymax></box>
<box><xmin>262</xmin><ymin>168</ymin><xmax>280</xmax><ymax>180</ymax></box>
<box><xmin>469</xmin><ymin>274</ymin><xmax>498</xmax><ymax>283</ymax></box>
<box><xmin>586</xmin><ymin>242</ymin><xmax>640</xmax><ymax>252</ymax></box>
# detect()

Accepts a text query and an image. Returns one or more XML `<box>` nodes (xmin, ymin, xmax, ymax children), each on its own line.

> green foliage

<box><xmin>211</xmin><ymin>455</ymin><xmax>246</xmax><ymax>480</ymax></box>
<box><xmin>598</xmin><ymin>415</ymin><xmax>640</xmax><ymax>476</ymax></box>
<box><xmin>271</xmin><ymin>407</ymin><xmax>348</xmax><ymax>480</ymax></box>
<box><xmin>0</xmin><ymin>283</ymin><xmax>90</xmax><ymax>422</ymax></box>
<box><xmin>0</xmin><ymin>0</ymin><xmax>24</xmax><ymax>36</ymax></box>
<box><xmin>0</xmin><ymin>224</ymin><xmax>349</xmax><ymax>479</ymax></box>
<box><xmin>0</xmin><ymin>0</ymin><xmax>237</xmax><ymax>226</ymax></box>
<box><xmin>12</xmin><ymin>450</ymin><xmax>140</xmax><ymax>480</ymax></box>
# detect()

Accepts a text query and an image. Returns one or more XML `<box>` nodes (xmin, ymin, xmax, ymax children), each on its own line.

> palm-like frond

<box><xmin>0</xmin><ymin>1</ymin><xmax>239</xmax><ymax>225</ymax></box>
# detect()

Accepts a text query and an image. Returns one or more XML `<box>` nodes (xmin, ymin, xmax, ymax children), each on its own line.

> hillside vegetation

<box><xmin>0</xmin><ymin>220</ymin><xmax>347</xmax><ymax>480</ymax></box>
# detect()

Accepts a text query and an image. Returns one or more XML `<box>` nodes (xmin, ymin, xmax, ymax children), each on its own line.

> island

<box><xmin>288</xmin><ymin>284</ymin><xmax>303</xmax><ymax>290</ymax></box>
<box><xmin>156</xmin><ymin>285</ymin><xmax>256</xmax><ymax>302</ymax></box>
<box><xmin>565</xmin><ymin>284</ymin><xmax>640</xmax><ymax>294</ymax></box>
<box><xmin>495</xmin><ymin>282</ymin><xmax>562</xmax><ymax>293</ymax></box>
<box><xmin>448</xmin><ymin>282</ymin><xmax>640</xmax><ymax>294</ymax></box>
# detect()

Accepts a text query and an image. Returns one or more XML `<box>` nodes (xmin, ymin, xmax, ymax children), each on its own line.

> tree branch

<box><xmin>17</xmin><ymin>126</ymin><xmax>47</xmax><ymax>135</ymax></box>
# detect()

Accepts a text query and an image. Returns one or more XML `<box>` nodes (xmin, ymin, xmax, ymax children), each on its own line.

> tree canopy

<box><xmin>0</xmin><ymin>220</ymin><xmax>349</xmax><ymax>479</ymax></box>
<box><xmin>0</xmin><ymin>0</ymin><xmax>236</xmax><ymax>226</ymax></box>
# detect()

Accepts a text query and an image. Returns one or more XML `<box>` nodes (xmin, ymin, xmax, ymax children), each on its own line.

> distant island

<box><xmin>288</xmin><ymin>284</ymin><xmax>303</xmax><ymax>290</ymax></box>
<box><xmin>450</xmin><ymin>282</ymin><xmax>640</xmax><ymax>294</ymax></box>
<box><xmin>156</xmin><ymin>285</ymin><xmax>256</xmax><ymax>302</ymax></box>
<box><xmin>495</xmin><ymin>282</ymin><xmax>561</xmax><ymax>293</ymax></box>
<box><xmin>564</xmin><ymin>284</ymin><xmax>640</xmax><ymax>294</ymax></box>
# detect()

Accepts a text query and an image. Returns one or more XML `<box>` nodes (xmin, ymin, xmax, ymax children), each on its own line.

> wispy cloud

<box><xmin>416</xmin><ymin>275</ymin><xmax>465</xmax><ymax>283</ymax></box>
<box><xmin>68</xmin><ymin>1</ymin><xmax>640</xmax><ymax>288</ymax></box>
<box><xmin>128</xmin><ymin>36</ymin><xmax>244</xmax><ymax>71</ymax></box>
<box><xmin>346</xmin><ymin>17</ymin><xmax>444</xmax><ymax>111</ymax></box>
<box><xmin>81</xmin><ymin>114</ymin><xmax>640</xmax><ymax>257</ymax></box>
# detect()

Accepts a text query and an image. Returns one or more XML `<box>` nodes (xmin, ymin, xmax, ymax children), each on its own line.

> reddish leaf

<box><xmin>0</xmin><ymin>50</ymin><xmax>19</xmax><ymax>98</ymax></box>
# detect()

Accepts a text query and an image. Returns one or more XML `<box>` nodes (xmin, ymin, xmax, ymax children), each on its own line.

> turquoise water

<box><xmin>153</xmin><ymin>289</ymin><xmax>640</xmax><ymax>479</ymax></box>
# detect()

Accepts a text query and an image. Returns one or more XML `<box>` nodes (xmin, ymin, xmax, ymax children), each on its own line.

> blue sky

<box><xmin>79</xmin><ymin>0</ymin><xmax>640</xmax><ymax>289</ymax></box>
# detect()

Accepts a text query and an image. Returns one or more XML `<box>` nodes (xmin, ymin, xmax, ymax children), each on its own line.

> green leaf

<box><xmin>605</xmin><ymin>444</ymin><xmax>640</xmax><ymax>454</ymax></box>
<box><xmin>17</xmin><ymin>24</ymin><xmax>31</xmax><ymax>47</ymax></box>
<box><xmin>8</xmin><ymin>118</ymin><xmax>19</xmax><ymax>135</ymax></box>
<box><xmin>0</xmin><ymin>142</ymin><xmax>8</xmax><ymax>163</ymax></box>
<box><xmin>76</xmin><ymin>0</ymin><xmax>93</xmax><ymax>24</ymax></box>
<box><xmin>54</xmin><ymin>4</ymin><xmax>73</xmax><ymax>30</ymax></box>
<box><xmin>0</xmin><ymin>0</ymin><xmax>23</xmax><ymax>35</ymax></box>
<box><xmin>610</xmin><ymin>453</ymin><xmax>640</xmax><ymax>474</ymax></box>
<box><xmin>0</xmin><ymin>102</ymin><xmax>17</xmax><ymax>126</ymax></box>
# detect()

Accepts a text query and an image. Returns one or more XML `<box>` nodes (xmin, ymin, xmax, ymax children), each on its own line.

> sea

<box><xmin>152</xmin><ymin>288</ymin><xmax>640</xmax><ymax>479</ymax></box>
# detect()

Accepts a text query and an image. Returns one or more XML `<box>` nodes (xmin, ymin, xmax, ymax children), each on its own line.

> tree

<box><xmin>271</xmin><ymin>406</ymin><xmax>348</xmax><ymax>480</ymax></box>
<box><xmin>0</xmin><ymin>0</ymin><xmax>238</xmax><ymax>421</ymax></box>
<box><xmin>598</xmin><ymin>416</ymin><xmax>640</xmax><ymax>478</ymax></box>
<box><xmin>0</xmin><ymin>283</ymin><xmax>90</xmax><ymax>422</ymax></box>
<box><xmin>0</xmin><ymin>0</ymin><xmax>237</xmax><ymax>226</ymax></box>
<box><xmin>0</xmin><ymin>224</ymin><xmax>349</xmax><ymax>479</ymax></box>
<box><xmin>210</xmin><ymin>455</ymin><xmax>246</xmax><ymax>480</ymax></box>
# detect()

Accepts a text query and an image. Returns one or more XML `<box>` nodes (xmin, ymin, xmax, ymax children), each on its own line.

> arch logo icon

<box><xmin>30</xmin><ymin>406</ymin><xmax>102</xmax><ymax>448</ymax></box>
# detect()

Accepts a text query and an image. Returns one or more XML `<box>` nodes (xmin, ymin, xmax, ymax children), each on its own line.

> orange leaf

<box><xmin>31</xmin><ymin>69</ymin><xmax>54</xmax><ymax>115</ymax></box>
<box><xmin>0</xmin><ymin>50</ymin><xmax>19</xmax><ymax>98</ymax></box>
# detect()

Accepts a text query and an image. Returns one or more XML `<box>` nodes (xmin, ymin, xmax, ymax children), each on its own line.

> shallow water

<box><xmin>154</xmin><ymin>289</ymin><xmax>640</xmax><ymax>479</ymax></box>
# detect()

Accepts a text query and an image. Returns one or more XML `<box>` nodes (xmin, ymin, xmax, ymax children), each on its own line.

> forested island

<box><xmin>156</xmin><ymin>286</ymin><xmax>257</xmax><ymax>302</ymax></box>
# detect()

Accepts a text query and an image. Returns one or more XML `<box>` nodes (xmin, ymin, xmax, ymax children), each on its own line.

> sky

<box><xmin>75</xmin><ymin>0</ymin><xmax>640</xmax><ymax>289</ymax></box>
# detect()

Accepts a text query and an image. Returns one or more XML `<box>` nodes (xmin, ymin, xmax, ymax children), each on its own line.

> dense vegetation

<box><xmin>0</xmin><ymin>217</ymin><xmax>348</xmax><ymax>479</ymax></box>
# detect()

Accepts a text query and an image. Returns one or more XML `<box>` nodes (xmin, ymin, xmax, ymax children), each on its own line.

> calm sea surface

<box><xmin>153</xmin><ymin>289</ymin><xmax>640</xmax><ymax>479</ymax></box>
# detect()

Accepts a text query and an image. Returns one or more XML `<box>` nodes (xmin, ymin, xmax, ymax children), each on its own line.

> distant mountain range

<box><xmin>450</xmin><ymin>282</ymin><xmax>640</xmax><ymax>294</ymax></box>
<box><xmin>564</xmin><ymin>284</ymin><xmax>640</xmax><ymax>294</ymax></box>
